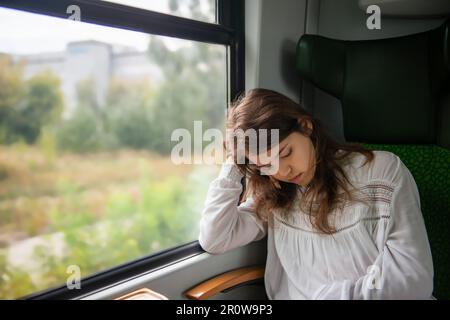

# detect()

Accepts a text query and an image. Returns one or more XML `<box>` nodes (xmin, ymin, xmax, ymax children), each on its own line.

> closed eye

<box><xmin>256</xmin><ymin>148</ymin><xmax>291</xmax><ymax>169</ymax></box>
<box><xmin>281</xmin><ymin>148</ymin><xmax>291</xmax><ymax>158</ymax></box>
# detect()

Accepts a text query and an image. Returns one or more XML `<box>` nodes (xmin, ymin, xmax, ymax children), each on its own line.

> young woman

<box><xmin>198</xmin><ymin>88</ymin><xmax>434</xmax><ymax>300</ymax></box>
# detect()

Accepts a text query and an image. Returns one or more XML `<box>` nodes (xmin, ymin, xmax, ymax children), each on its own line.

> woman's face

<box><xmin>247</xmin><ymin>122</ymin><xmax>316</xmax><ymax>187</ymax></box>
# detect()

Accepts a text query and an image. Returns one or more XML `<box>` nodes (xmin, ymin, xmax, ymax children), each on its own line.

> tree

<box><xmin>56</xmin><ymin>77</ymin><xmax>103</xmax><ymax>153</ymax></box>
<box><xmin>146</xmin><ymin>31</ymin><xmax>226</xmax><ymax>154</ymax></box>
<box><xmin>0</xmin><ymin>55</ymin><xmax>63</xmax><ymax>145</ymax></box>
<box><xmin>105</xmin><ymin>78</ymin><xmax>157</xmax><ymax>150</ymax></box>
<box><xmin>16</xmin><ymin>71</ymin><xmax>63</xmax><ymax>144</ymax></box>
<box><xmin>0</xmin><ymin>55</ymin><xmax>25</xmax><ymax>143</ymax></box>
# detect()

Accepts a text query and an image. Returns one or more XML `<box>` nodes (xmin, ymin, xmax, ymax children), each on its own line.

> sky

<box><xmin>0</xmin><ymin>1</ymin><xmax>214</xmax><ymax>55</ymax></box>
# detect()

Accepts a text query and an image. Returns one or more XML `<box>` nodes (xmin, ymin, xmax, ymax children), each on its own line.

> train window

<box><xmin>102</xmin><ymin>0</ymin><xmax>217</xmax><ymax>23</ymax></box>
<box><xmin>0</xmin><ymin>3</ymin><xmax>228</xmax><ymax>299</ymax></box>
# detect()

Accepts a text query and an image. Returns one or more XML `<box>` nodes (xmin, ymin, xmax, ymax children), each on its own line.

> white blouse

<box><xmin>198</xmin><ymin>150</ymin><xmax>435</xmax><ymax>299</ymax></box>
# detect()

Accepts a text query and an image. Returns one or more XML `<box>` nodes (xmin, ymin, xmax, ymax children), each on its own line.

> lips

<box><xmin>288</xmin><ymin>172</ymin><xmax>303</xmax><ymax>182</ymax></box>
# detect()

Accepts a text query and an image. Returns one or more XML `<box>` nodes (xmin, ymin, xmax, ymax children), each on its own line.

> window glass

<box><xmin>102</xmin><ymin>0</ymin><xmax>217</xmax><ymax>24</ymax></box>
<box><xmin>0</xmin><ymin>7</ymin><xmax>226</xmax><ymax>299</ymax></box>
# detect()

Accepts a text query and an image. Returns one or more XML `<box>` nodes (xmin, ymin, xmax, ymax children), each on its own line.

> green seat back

<box><xmin>363</xmin><ymin>144</ymin><xmax>450</xmax><ymax>299</ymax></box>
<box><xmin>296</xmin><ymin>20</ymin><xmax>450</xmax><ymax>299</ymax></box>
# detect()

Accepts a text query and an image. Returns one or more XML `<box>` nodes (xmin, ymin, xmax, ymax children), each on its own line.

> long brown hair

<box><xmin>226</xmin><ymin>88</ymin><xmax>374</xmax><ymax>234</ymax></box>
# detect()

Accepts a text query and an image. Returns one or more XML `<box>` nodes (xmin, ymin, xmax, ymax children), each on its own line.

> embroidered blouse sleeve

<box><xmin>314</xmin><ymin>155</ymin><xmax>434</xmax><ymax>299</ymax></box>
<box><xmin>198</xmin><ymin>162</ymin><xmax>268</xmax><ymax>254</ymax></box>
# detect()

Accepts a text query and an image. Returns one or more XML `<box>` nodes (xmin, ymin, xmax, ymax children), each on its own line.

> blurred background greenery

<box><xmin>0</xmin><ymin>0</ymin><xmax>225</xmax><ymax>299</ymax></box>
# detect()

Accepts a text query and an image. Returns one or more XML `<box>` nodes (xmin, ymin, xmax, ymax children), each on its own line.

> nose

<box><xmin>279</xmin><ymin>162</ymin><xmax>292</xmax><ymax>178</ymax></box>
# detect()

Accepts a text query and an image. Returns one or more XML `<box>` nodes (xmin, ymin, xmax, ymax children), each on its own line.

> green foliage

<box><xmin>56</xmin><ymin>107</ymin><xmax>102</xmax><ymax>153</ymax></box>
<box><xmin>0</xmin><ymin>55</ymin><xmax>25</xmax><ymax>144</ymax></box>
<box><xmin>52</xmin><ymin>33</ymin><xmax>226</xmax><ymax>155</ymax></box>
<box><xmin>146</xmin><ymin>36</ymin><xmax>226</xmax><ymax>154</ymax></box>
<box><xmin>0</xmin><ymin>249</ymin><xmax>37</xmax><ymax>299</ymax></box>
<box><xmin>0</xmin><ymin>0</ymin><xmax>224</xmax><ymax>299</ymax></box>
<box><xmin>105</xmin><ymin>79</ymin><xmax>156</xmax><ymax>150</ymax></box>
<box><xmin>0</xmin><ymin>167</ymin><xmax>209</xmax><ymax>299</ymax></box>
<box><xmin>0</xmin><ymin>56</ymin><xmax>63</xmax><ymax>145</ymax></box>
<box><xmin>55</xmin><ymin>77</ymin><xmax>105</xmax><ymax>153</ymax></box>
<box><xmin>37</xmin><ymin>127</ymin><xmax>58</xmax><ymax>166</ymax></box>
<box><xmin>18</xmin><ymin>71</ymin><xmax>63</xmax><ymax>143</ymax></box>
<box><xmin>0</xmin><ymin>55</ymin><xmax>24</xmax><ymax>111</ymax></box>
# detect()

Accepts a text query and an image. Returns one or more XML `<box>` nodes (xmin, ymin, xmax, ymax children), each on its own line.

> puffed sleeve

<box><xmin>198</xmin><ymin>162</ymin><xmax>268</xmax><ymax>254</ymax></box>
<box><xmin>313</xmin><ymin>156</ymin><xmax>434</xmax><ymax>300</ymax></box>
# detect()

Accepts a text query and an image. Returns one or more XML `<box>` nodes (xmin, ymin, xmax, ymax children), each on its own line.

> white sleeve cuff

<box><xmin>218</xmin><ymin>163</ymin><xmax>244</xmax><ymax>181</ymax></box>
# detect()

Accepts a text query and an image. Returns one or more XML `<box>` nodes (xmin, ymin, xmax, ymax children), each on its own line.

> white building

<box><xmin>12</xmin><ymin>40</ymin><xmax>163</xmax><ymax>116</ymax></box>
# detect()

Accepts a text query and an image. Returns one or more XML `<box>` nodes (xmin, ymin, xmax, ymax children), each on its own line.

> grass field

<box><xmin>0</xmin><ymin>145</ymin><xmax>219</xmax><ymax>299</ymax></box>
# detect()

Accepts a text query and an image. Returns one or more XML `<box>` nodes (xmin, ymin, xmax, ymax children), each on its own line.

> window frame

<box><xmin>0</xmin><ymin>0</ymin><xmax>245</xmax><ymax>300</ymax></box>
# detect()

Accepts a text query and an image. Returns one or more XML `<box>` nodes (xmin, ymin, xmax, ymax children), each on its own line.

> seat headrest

<box><xmin>296</xmin><ymin>19</ymin><xmax>450</xmax><ymax>147</ymax></box>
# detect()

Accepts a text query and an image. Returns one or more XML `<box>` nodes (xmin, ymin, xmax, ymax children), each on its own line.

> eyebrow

<box><xmin>255</xmin><ymin>144</ymin><xmax>288</xmax><ymax>167</ymax></box>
